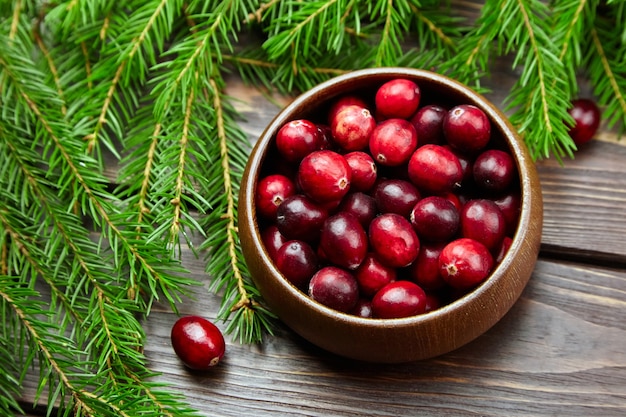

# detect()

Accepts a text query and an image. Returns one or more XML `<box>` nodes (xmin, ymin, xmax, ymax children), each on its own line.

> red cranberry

<box><xmin>316</xmin><ymin>124</ymin><xmax>334</xmax><ymax>150</ymax></box>
<box><xmin>260</xmin><ymin>225</ymin><xmax>287</xmax><ymax>262</ymax></box>
<box><xmin>337</xmin><ymin>192</ymin><xmax>377</xmax><ymax>228</ymax></box>
<box><xmin>410</xmin><ymin>196</ymin><xmax>460</xmax><ymax>242</ymax></box>
<box><xmin>407</xmin><ymin>144</ymin><xmax>463</xmax><ymax>194</ymax></box>
<box><xmin>424</xmin><ymin>293</ymin><xmax>442</xmax><ymax>313</ymax></box>
<box><xmin>319</xmin><ymin>212</ymin><xmax>368</xmax><ymax>270</ymax></box>
<box><xmin>439</xmin><ymin>238</ymin><xmax>494</xmax><ymax>290</ymax></box>
<box><xmin>276</xmin><ymin>194</ymin><xmax>328</xmax><ymax>242</ymax></box>
<box><xmin>407</xmin><ymin>242</ymin><xmax>446</xmax><ymax>291</ymax></box>
<box><xmin>473</xmin><ymin>149</ymin><xmax>516</xmax><ymax>193</ymax></box>
<box><xmin>351</xmin><ymin>298</ymin><xmax>373</xmax><ymax>318</ymax></box>
<box><xmin>275</xmin><ymin>119</ymin><xmax>322</xmax><ymax>163</ymax></box>
<box><xmin>298</xmin><ymin>150</ymin><xmax>351</xmax><ymax>203</ymax></box>
<box><xmin>308</xmin><ymin>266</ymin><xmax>359</xmax><ymax>312</ymax></box>
<box><xmin>444</xmin><ymin>145</ymin><xmax>473</xmax><ymax>185</ymax></box>
<box><xmin>369</xmin><ymin>118</ymin><xmax>418</xmax><ymax>166</ymax></box>
<box><xmin>275</xmin><ymin>240</ymin><xmax>318</xmax><ymax>289</ymax></box>
<box><xmin>374</xmin><ymin>179</ymin><xmax>421</xmax><ymax>217</ymax></box>
<box><xmin>343</xmin><ymin>151</ymin><xmax>377</xmax><ymax>192</ymax></box>
<box><xmin>369</xmin><ymin>213</ymin><xmax>420</xmax><ymax>268</ymax></box>
<box><xmin>490</xmin><ymin>191</ymin><xmax>521</xmax><ymax>236</ymax></box>
<box><xmin>255</xmin><ymin>174</ymin><xmax>296</xmax><ymax>220</ymax></box>
<box><xmin>375</xmin><ymin>78</ymin><xmax>421</xmax><ymax>119</ymax></box>
<box><xmin>412</xmin><ymin>105</ymin><xmax>447</xmax><ymax>144</ymax></box>
<box><xmin>460</xmin><ymin>199</ymin><xmax>506</xmax><ymax>251</ymax></box>
<box><xmin>443</xmin><ymin>104</ymin><xmax>491</xmax><ymax>154</ymax></box>
<box><xmin>171</xmin><ymin>316</ymin><xmax>225</xmax><ymax>370</ymax></box>
<box><xmin>567</xmin><ymin>98</ymin><xmax>601</xmax><ymax>145</ymax></box>
<box><xmin>328</xmin><ymin>95</ymin><xmax>368</xmax><ymax>123</ymax></box>
<box><xmin>371</xmin><ymin>281</ymin><xmax>427</xmax><ymax>319</ymax></box>
<box><xmin>495</xmin><ymin>236</ymin><xmax>513</xmax><ymax>263</ymax></box>
<box><xmin>354</xmin><ymin>253</ymin><xmax>397</xmax><ymax>297</ymax></box>
<box><xmin>331</xmin><ymin>105</ymin><xmax>376</xmax><ymax>151</ymax></box>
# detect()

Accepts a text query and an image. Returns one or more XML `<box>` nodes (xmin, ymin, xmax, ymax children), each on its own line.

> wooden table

<box><xmin>19</xmin><ymin>67</ymin><xmax>626</xmax><ymax>417</ymax></box>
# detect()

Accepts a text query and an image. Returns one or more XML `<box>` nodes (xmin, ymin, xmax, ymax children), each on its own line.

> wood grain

<box><xmin>135</xmin><ymin>259</ymin><xmax>626</xmax><ymax>417</ymax></box>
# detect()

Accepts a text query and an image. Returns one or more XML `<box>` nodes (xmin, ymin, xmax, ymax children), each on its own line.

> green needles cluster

<box><xmin>0</xmin><ymin>1</ymin><xmax>625</xmax><ymax>416</ymax></box>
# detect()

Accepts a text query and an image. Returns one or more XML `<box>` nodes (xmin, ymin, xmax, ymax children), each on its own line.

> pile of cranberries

<box><xmin>255</xmin><ymin>78</ymin><xmax>521</xmax><ymax>319</ymax></box>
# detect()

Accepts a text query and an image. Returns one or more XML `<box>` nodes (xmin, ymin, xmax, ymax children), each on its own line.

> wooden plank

<box><xmin>136</xmin><ymin>258</ymin><xmax>626</xmax><ymax>417</ymax></box>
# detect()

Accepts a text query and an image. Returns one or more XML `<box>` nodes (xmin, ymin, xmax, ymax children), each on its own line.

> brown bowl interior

<box><xmin>239</xmin><ymin>68</ymin><xmax>543</xmax><ymax>363</ymax></box>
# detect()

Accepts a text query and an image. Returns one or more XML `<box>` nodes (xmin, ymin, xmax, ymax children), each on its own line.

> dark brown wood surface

<box><xmin>18</xmin><ymin>26</ymin><xmax>626</xmax><ymax>417</ymax></box>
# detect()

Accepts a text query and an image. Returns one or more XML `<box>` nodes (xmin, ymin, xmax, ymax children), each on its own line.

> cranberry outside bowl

<box><xmin>238</xmin><ymin>68</ymin><xmax>543</xmax><ymax>363</ymax></box>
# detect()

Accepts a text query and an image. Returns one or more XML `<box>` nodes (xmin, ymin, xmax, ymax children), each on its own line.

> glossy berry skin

<box><xmin>171</xmin><ymin>316</ymin><xmax>225</xmax><ymax>370</ymax></box>
<box><xmin>410</xmin><ymin>104</ymin><xmax>447</xmax><ymax>145</ymax></box>
<box><xmin>276</xmin><ymin>194</ymin><xmax>328</xmax><ymax>242</ymax></box>
<box><xmin>375</xmin><ymin>78</ymin><xmax>421</xmax><ymax>120</ymax></box>
<box><xmin>309</xmin><ymin>266</ymin><xmax>359</xmax><ymax>313</ymax></box>
<box><xmin>328</xmin><ymin>95</ymin><xmax>368</xmax><ymax>124</ymax></box>
<box><xmin>255</xmin><ymin>174</ymin><xmax>296</xmax><ymax>220</ymax></box>
<box><xmin>319</xmin><ymin>212</ymin><xmax>368</xmax><ymax>270</ymax></box>
<box><xmin>331</xmin><ymin>105</ymin><xmax>377</xmax><ymax>151</ymax></box>
<box><xmin>338</xmin><ymin>192</ymin><xmax>377</xmax><ymax>228</ymax></box>
<box><xmin>354</xmin><ymin>253</ymin><xmax>397</xmax><ymax>297</ymax></box>
<box><xmin>407</xmin><ymin>144</ymin><xmax>463</xmax><ymax>194</ymax></box>
<box><xmin>490</xmin><ymin>191</ymin><xmax>521</xmax><ymax>236</ymax></box>
<box><xmin>275</xmin><ymin>119</ymin><xmax>322</xmax><ymax>163</ymax></box>
<box><xmin>371</xmin><ymin>281</ymin><xmax>428</xmax><ymax>319</ymax></box>
<box><xmin>443</xmin><ymin>104</ymin><xmax>491</xmax><ymax>154</ymax></box>
<box><xmin>343</xmin><ymin>151</ymin><xmax>377</xmax><ymax>192</ymax></box>
<box><xmin>260</xmin><ymin>225</ymin><xmax>287</xmax><ymax>262</ymax></box>
<box><xmin>275</xmin><ymin>240</ymin><xmax>318</xmax><ymax>289</ymax></box>
<box><xmin>374</xmin><ymin>179</ymin><xmax>421</xmax><ymax>218</ymax></box>
<box><xmin>410</xmin><ymin>196</ymin><xmax>460</xmax><ymax>242</ymax></box>
<box><xmin>298</xmin><ymin>150</ymin><xmax>352</xmax><ymax>203</ymax></box>
<box><xmin>473</xmin><ymin>149</ymin><xmax>516</xmax><ymax>193</ymax></box>
<box><xmin>351</xmin><ymin>298</ymin><xmax>373</xmax><ymax>318</ymax></box>
<box><xmin>439</xmin><ymin>238</ymin><xmax>494</xmax><ymax>290</ymax></box>
<box><xmin>407</xmin><ymin>242</ymin><xmax>446</xmax><ymax>291</ymax></box>
<box><xmin>369</xmin><ymin>213</ymin><xmax>420</xmax><ymax>268</ymax></box>
<box><xmin>460</xmin><ymin>199</ymin><xmax>506</xmax><ymax>251</ymax></box>
<box><xmin>568</xmin><ymin>98</ymin><xmax>601</xmax><ymax>146</ymax></box>
<box><xmin>369</xmin><ymin>118</ymin><xmax>418</xmax><ymax>166</ymax></box>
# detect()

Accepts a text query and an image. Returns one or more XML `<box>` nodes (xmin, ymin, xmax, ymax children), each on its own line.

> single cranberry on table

<box><xmin>369</xmin><ymin>213</ymin><xmax>420</xmax><ymax>268</ymax></box>
<box><xmin>410</xmin><ymin>104</ymin><xmax>447</xmax><ymax>145</ymax></box>
<box><xmin>343</xmin><ymin>151</ymin><xmax>377</xmax><ymax>192</ymax></box>
<box><xmin>255</xmin><ymin>174</ymin><xmax>296</xmax><ymax>220</ymax></box>
<box><xmin>375</xmin><ymin>78</ymin><xmax>421</xmax><ymax>120</ymax></box>
<box><xmin>319</xmin><ymin>212</ymin><xmax>368</xmax><ymax>270</ymax></box>
<box><xmin>354</xmin><ymin>253</ymin><xmax>397</xmax><ymax>298</ymax></box>
<box><xmin>275</xmin><ymin>119</ymin><xmax>322</xmax><ymax>163</ymax></box>
<box><xmin>567</xmin><ymin>98</ymin><xmax>601</xmax><ymax>146</ymax></box>
<box><xmin>171</xmin><ymin>316</ymin><xmax>226</xmax><ymax>370</ymax></box>
<box><xmin>369</xmin><ymin>118</ymin><xmax>418</xmax><ymax>166</ymax></box>
<box><xmin>331</xmin><ymin>105</ymin><xmax>377</xmax><ymax>151</ymax></box>
<box><xmin>308</xmin><ymin>266</ymin><xmax>360</xmax><ymax>313</ymax></box>
<box><xmin>443</xmin><ymin>104</ymin><xmax>491</xmax><ymax>154</ymax></box>
<box><xmin>374</xmin><ymin>178</ymin><xmax>421</xmax><ymax>218</ymax></box>
<box><xmin>275</xmin><ymin>240</ymin><xmax>318</xmax><ymax>289</ymax></box>
<box><xmin>371</xmin><ymin>281</ymin><xmax>428</xmax><ymax>319</ymax></box>
<box><xmin>439</xmin><ymin>238</ymin><xmax>494</xmax><ymax>290</ymax></box>
<box><xmin>276</xmin><ymin>194</ymin><xmax>328</xmax><ymax>242</ymax></box>
<box><xmin>407</xmin><ymin>144</ymin><xmax>463</xmax><ymax>194</ymax></box>
<box><xmin>460</xmin><ymin>199</ymin><xmax>506</xmax><ymax>251</ymax></box>
<box><xmin>298</xmin><ymin>150</ymin><xmax>351</xmax><ymax>203</ymax></box>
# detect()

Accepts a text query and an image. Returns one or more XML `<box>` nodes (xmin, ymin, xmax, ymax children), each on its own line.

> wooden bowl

<box><xmin>238</xmin><ymin>68</ymin><xmax>543</xmax><ymax>363</ymax></box>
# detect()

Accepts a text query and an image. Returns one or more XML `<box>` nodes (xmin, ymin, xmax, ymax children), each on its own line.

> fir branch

<box><xmin>584</xmin><ymin>10</ymin><xmax>626</xmax><ymax>134</ymax></box>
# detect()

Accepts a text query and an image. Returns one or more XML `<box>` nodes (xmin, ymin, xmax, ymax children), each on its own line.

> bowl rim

<box><xmin>241</xmin><ymin>67</ymin><xmax>541</xmax><ymax>328</ymax></box>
